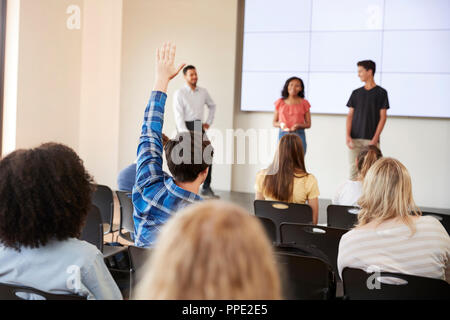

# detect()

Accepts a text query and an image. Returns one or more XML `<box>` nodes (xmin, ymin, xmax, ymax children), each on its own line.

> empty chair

<box><xmin>280</xmin><ymin>223</ymin><xmax>348</xmax><ymax>279</ymax></box>
<box><xmin>342</xmin><ymin>267</ymin><xmax>450</xmax><ymax>300</ymax></box>
<box><xmin>116</xmin><ymin>191</ymin><xmax>135</xmax><ymax>242</ymax></box>
<box><xmin>80</xmin><ymin>205</ymin><xmax>103</xmax><ymax>252</ymax></box>
<box><xmin>128</xmin><ymin>246</ymin><xmax>152</xmax><ymax>298</ymax></box>
<box><xmin>92</xmin><ymin>184</ymin><xmax>116</xmax><ymax>235</ymax></box>
<box><xmin>0</xmin><ymin>283</ymin><xmax>87</xmax><ymax>300</ymax></box>
<box><xmin>80</xmin><ymin>205</ymin><xmax>127</xmax><ymax>260</ymax></box>
<box><xmin>275</xmin><ymin>249</ymin><xmax>335</xmax><ymax>300</ymax></box>
<box><xmin>254</xmin><ymin>200</ymin><xmax>313</xmax><ymax>243</ymax></box>
<box><xmin>327</xmin><ymin>205</ymin><xmax>359</xmax><ymax>230</ymax></box>
<box><xmin>257</xmin><ymin>217</ymin><xmax>277</xmax><ymax>244</ymax></box>
<box><xmin>422</xmin><ymin>212</ymin><xmax>450</xmax><ymax>235</ymax></box>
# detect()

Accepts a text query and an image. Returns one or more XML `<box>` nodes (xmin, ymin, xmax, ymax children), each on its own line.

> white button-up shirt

<box><xmin>173</xmin><ymin>84</ymin><xmax>217</xmax><ymax>132</ymax></box>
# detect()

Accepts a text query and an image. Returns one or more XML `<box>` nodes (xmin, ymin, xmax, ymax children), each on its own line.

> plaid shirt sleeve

<box><xmin>134</xmin><ymin>91</ymin><xmax>167</xmax><ymax>193</ymax></box>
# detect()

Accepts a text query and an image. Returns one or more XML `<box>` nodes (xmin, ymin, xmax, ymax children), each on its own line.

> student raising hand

<box><xmin>153</xmin><ymin>42</ymin><xmax>186</xmax><ymax>93</ymax></box>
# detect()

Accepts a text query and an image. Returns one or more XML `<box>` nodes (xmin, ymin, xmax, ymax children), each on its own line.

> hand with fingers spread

<box><xmin>153</xmin><ymin>42</ymin><xmax>186</xmax><ymax>93</ymax></box>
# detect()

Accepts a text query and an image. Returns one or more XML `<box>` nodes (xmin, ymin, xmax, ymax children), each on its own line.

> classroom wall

<box><xmin>14</xmin><ymin>0</ymin><xmax>83</xmax><ymax>151</ymax></box>
<box><xmin>78</xmin><ymin>0</ymin><xmax>123</xmax><ymax>188</ymax></box>
<box><xmin>119</xmin><ymin>0</ymin><xmax>238</xmax><ymax>191</ymax></box>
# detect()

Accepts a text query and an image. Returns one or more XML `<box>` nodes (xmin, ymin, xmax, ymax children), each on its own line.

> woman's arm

<box><xmin>292</xmin><ymin>111</ymin><xmax>311</xmax><ymax>130</ymax></box>
<box><xmin>273</xmin><ymin>110</ymin><xmax>281</xmax><ymax>128</ymax></box>
<box><xmin>307</xmin><ymin>198</ymin><xmax>319</xmax><ymax>225</ymax></box>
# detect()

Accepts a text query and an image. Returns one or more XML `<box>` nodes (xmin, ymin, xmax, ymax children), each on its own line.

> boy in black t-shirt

<box><xmin>346</xmin><ymin>60</ymin><xmax>389</xmax><ymax>180</ymax></box>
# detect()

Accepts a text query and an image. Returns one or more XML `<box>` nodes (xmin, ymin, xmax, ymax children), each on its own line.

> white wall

<box><xmin>119</xmin><ymin>0</ymin><xmax>238</xmax><ymax>191</ymax></box>
<box><xmin>14</xmin><ymin>0</ymin><xmax>83</xmax><ymax>151</ymax></box>
<box><xmin>79</xmin><ymin>0</ymin><xmax>123</xmax><ymax>187</ymax></box>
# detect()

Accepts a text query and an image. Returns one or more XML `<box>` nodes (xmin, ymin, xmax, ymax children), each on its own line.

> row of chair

<box><xmin>255</xmin><ymin>200</ymin><xmax>450</xmax><ymax>238</ymax></box>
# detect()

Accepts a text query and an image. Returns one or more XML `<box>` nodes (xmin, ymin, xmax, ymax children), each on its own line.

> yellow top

<box><xmin>255</xmin><ymin>170</ymin><xmax>320</xmax><ymax>204</ymax></box>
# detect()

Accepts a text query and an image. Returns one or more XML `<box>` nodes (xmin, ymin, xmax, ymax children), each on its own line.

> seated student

<box><xmin>255</xmin><ymin>134</ymin><xmax>320</xmax><ymax>224</ymax></box>
<box><xmin>134</xmin><ymin>201</ymin><xmax>281</xmax><ymax>300</ymax></box>
<box><xmin>0</xmin><ymin>143</ymin><xmax>122</xmax><ymax>300</ymax></box>
<box><xmin>333</xmin><ymin>145</ymin><xmax>382</xmax><ymax>206</ymax></box>
<box><xmin>118</xmin><ymin>135</ymin><xmax>170</xmax><ymax>192</ymax></box>
<box><xmin>338</xmin><ymin>158</ymin><xmax>450</xmax><ymax>283</ymax></box>
<box><xmin>133</xmin><ymin>43</ymin><xmax>214</xmax><ymax>247</ymax></box>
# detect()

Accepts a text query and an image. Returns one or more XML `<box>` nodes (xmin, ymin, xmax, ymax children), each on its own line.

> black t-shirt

<box><xmin>347</xmin><ymin>85</ymin><xmax>390</xmax><ymax>140</ymax></box>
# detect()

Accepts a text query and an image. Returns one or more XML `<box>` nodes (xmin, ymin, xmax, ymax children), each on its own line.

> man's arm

<box><xmin>204</xmin><ymin>90</ymin><xmax>216</xmax><ymax>130</ymax></box>
<box><xmin>346</xmin><ymin>107</ymin><xmax>354</xmax><ymax>149</ymax></box>
<box><xmin>173</xmin><ymin>91</ymin><xmax>189</xmax><ymax>132</ymax></box>
<box><xmin>370</xmin><ymin>109</ymin><xmax>387</xmax><ymax>145</ymax></box>
<box><xmin>135</xmin><ymin>43</ymin><xmax>185</xmax><ymax>189</ymax></box>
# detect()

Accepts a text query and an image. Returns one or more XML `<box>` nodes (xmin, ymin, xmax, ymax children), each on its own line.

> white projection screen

<box><xmin>240</xmin><ymin>0</ymin><xmax>450</xmax><ymax>118</ymax></box>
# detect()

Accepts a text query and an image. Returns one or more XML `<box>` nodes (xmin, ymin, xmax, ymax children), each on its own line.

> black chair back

<box><xmin>343</xmin><ymin>267</ymin><xmax>450</xmax><ymax>300</ymax></box>
<box><xmin>0</xmin><ymin>283</ymin><xmax>86</xmax><ymax>300</ymax></box>
<box><xmin>422</xmin><ymin>212</ymin><xmax>450</xmax><ymax>235</ymax></box>
<box><xmin>257</xmin><ymin>217</ymin><xmax>277</xmax><ymax>244</ymax></box>
<box><xmin>80</xmin><ymin>205</ymin><xmax>104</xmax><ymax>252</ymax></box>
<box><xmin>92</xmin><ymin>184</ymin><xmax>115</xmax><ymax>234</ymax></box>
<box><xmin>254</xmin><ymin>200</ymin><xmax>313</xmax><ymax>243</ymax></box>
<box><xmin>275</xmin><ymin>249</ymin><xmax>335</xmax><ymax>300</ymax></box>
<box><xmin>280</xmin><ymin>223</ymin><xmax>348</xmax><ymax>279</ymax></box>
<box><xmin>327</xmin><ymin>205</ymin><xmax>359</xmax><ymax>230</ymax></box>
<box><xmin>116</xmin><ymin>190</ymin><xmax>135</xmax><ymax>242</ymax></box>
<box><xmin>128</xmin><ymin>246</ymin><xmax>152</xmax><ymax>298</ymax></box>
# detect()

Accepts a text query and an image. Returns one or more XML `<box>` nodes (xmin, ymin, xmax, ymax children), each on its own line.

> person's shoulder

<box><xmin>353</xmin><ymin>86</ymin><xmax>365</xmax><ymax>94</ymax></box>
<box><xmin>62</xmin><ymin>238</ymin><xmax>103</xmax><ymax>264</ymax></box>
<box><xmin>302</xmin><ymin>99</ymin><xmax>311</xmax><ymax>107</ymax></box>
<box><xmin>275</xmin><ymin>98</ymin><xmax>284</xmax><ymax>106</ymax></box>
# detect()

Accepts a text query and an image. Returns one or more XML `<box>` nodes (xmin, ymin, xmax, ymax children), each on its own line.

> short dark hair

<box><xmin>183</xmin><ymin>65</ymin><xmax>196</xmax><ymax>75</ymax></box>
<box><xmin>281</xmin><ymin>77</ymin><xmax>305</xmax><ymax>99</ymax></box>
<box><xmin>164</xmin><ymin>131</ymin><xmax>214</xmax><ymax>183</ymax></box>
<box><xmin>357</xmin><ymin>60</ymin><xmax>376</xmax><ymax>76</ymax></box>
<box><xmin>0</xmin><ymin>143</ymin><xmax>94</xmax><ymax>251</ymax></box>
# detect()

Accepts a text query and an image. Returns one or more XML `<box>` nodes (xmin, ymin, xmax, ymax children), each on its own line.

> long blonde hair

<box><xmin>357</xmin><ymin>158</ymin><xmax>421</xmax><ymax>234</ymax></box>
<box><xmin>134</xmin><ymin>201</ymin><xmax>281</xmax><ymax>300</ymax></box>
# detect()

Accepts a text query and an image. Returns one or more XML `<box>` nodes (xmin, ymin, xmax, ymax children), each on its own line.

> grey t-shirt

<box><xmin>0</xmin><ymin>238</ymin><xmax>122</xmax><ymax>300</ymax></box>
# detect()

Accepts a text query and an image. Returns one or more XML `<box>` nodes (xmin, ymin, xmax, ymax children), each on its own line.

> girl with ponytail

<box><xmin>332</xmin><ymin>145</ymin><xmax>382</xmax><ymax>206</ymax></box>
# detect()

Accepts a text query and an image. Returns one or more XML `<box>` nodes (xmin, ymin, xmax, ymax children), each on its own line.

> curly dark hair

<box><xmin>281</xmin><ymin>77</ymin><xmax>305</xmax><ymax>99</ymax></box>
<box><xmin>0</xmin><ymin>143</ymin><xmax>95</xmax><ymax>251</ymax></box>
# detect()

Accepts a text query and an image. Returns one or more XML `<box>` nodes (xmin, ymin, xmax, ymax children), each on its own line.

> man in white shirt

<box><xmin>173</xmin><ymin>65</ymin><xmax>219</xmax><ymax>198</ymax></box>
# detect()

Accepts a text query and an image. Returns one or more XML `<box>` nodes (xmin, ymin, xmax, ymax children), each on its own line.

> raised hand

<box><xmin>153</xmin><ymin>42</ymin><xmax>186</xmax><ymax>93</ymax></box>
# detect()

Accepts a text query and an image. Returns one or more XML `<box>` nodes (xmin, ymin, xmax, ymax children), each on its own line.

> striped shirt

<box><xmin>338</xmin><ymin>216</ymin><xmax>450</xmax><ymax>283</ymax></box>
<box><xmin>132</xmin><ymin>91</ymin><xmax>202</xmax><ymax>248</ymax></box>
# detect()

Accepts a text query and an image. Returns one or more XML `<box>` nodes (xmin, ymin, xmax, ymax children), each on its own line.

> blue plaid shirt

<box><xmin>132</xmin><ymin>91</ymin><xmax>202</xmax><ymax>247</ymax></box>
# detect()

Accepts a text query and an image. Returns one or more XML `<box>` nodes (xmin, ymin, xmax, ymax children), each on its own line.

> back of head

<box><xmin>263</xmin><ymin>134</ymin><xmax>307</xmax><ymax>202</ymax></box>
<box><xmin>357</xmin><ymin>158</ymin><xmax>421</xmax><ymax>233</ymax></box>
<box><xmin>357</xmin><ymin>145</ymin><xmax>383</xmax><ymax>179</ymax></box>
<box><xmin>164</xmin><ymin>131</ymin><xmax>214</xmax><ymax>183</ymax></box>
<box><xmin>135</xmin><ymin>201</ymin><xmax>281</xmax><ymax>300</ymax></box>
<box><xmin>0</xmin><ymin>143</ymin><xmax>94</xmax><ymax>250</ymax></box>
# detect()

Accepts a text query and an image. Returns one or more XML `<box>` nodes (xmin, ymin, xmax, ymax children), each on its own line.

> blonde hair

<box><xmin>134</xmin><ymin>200</ymin><xmax>281</xmax><ymax>300</ymax></box>
<box><xmin>357</xmin><ymin>158</ymin><xmax>421</xmax><ymax>234</ymax></box>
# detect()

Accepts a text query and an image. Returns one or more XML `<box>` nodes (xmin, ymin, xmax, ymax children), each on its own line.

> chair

<box><xmin>257</xmin><ymin>217</ymin><xmax>277</xmax><ymax>244</ymax></box>
<box><xmin>342</xmin><ymin>267</ymin><xmax>450</xmax><ymax>300</ymax></box>
<box><xmin>327</xmin><ymin>205</ymin><xmax>359</xmax><ymax>230</ymax></box>
<box><xmin>274</xmin><ymin>248</ymin><xmax>335</xmax><ymax>300</ymax></box>
<box><xmin>422</xmin><ymin>211</ymin><xmax>450</xmax><ymax>235</ymax></box>
<box><xmin>254</xmin><ymin>200</ymin><xmax>313</xmax><ymax>243</ymax></box>
<box><xmin>280</xmin><ymin>223</ymin><xmax>348</xmax><ymax>280</ymax></box>
<box><xmin>92</xmin><ymin>184</ymin><xmax>116</xmax><ymax>235</ymax></box>
<box><xmin>0</xmin><ymin>283</ymin><xmax>86</xmax><ymax>300</ymax></box>
<box><xmin>116</xmin><ymin>190</ymin><xmax>135</xmax><ymax>242</ymax></box>
<box><xmin>80</xmin><ymin>205</ymin><xmax>103</xmax><ymax>252</ymax></box>
<box><xmin>80</xmin><ymin>205</ymin><xmax>127</xmax><ymax>260</ymax></box>
<box><xmin>128</xmin><ymin>246</ymin><xmax>152</xmax><ymax>298</ymax></box>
